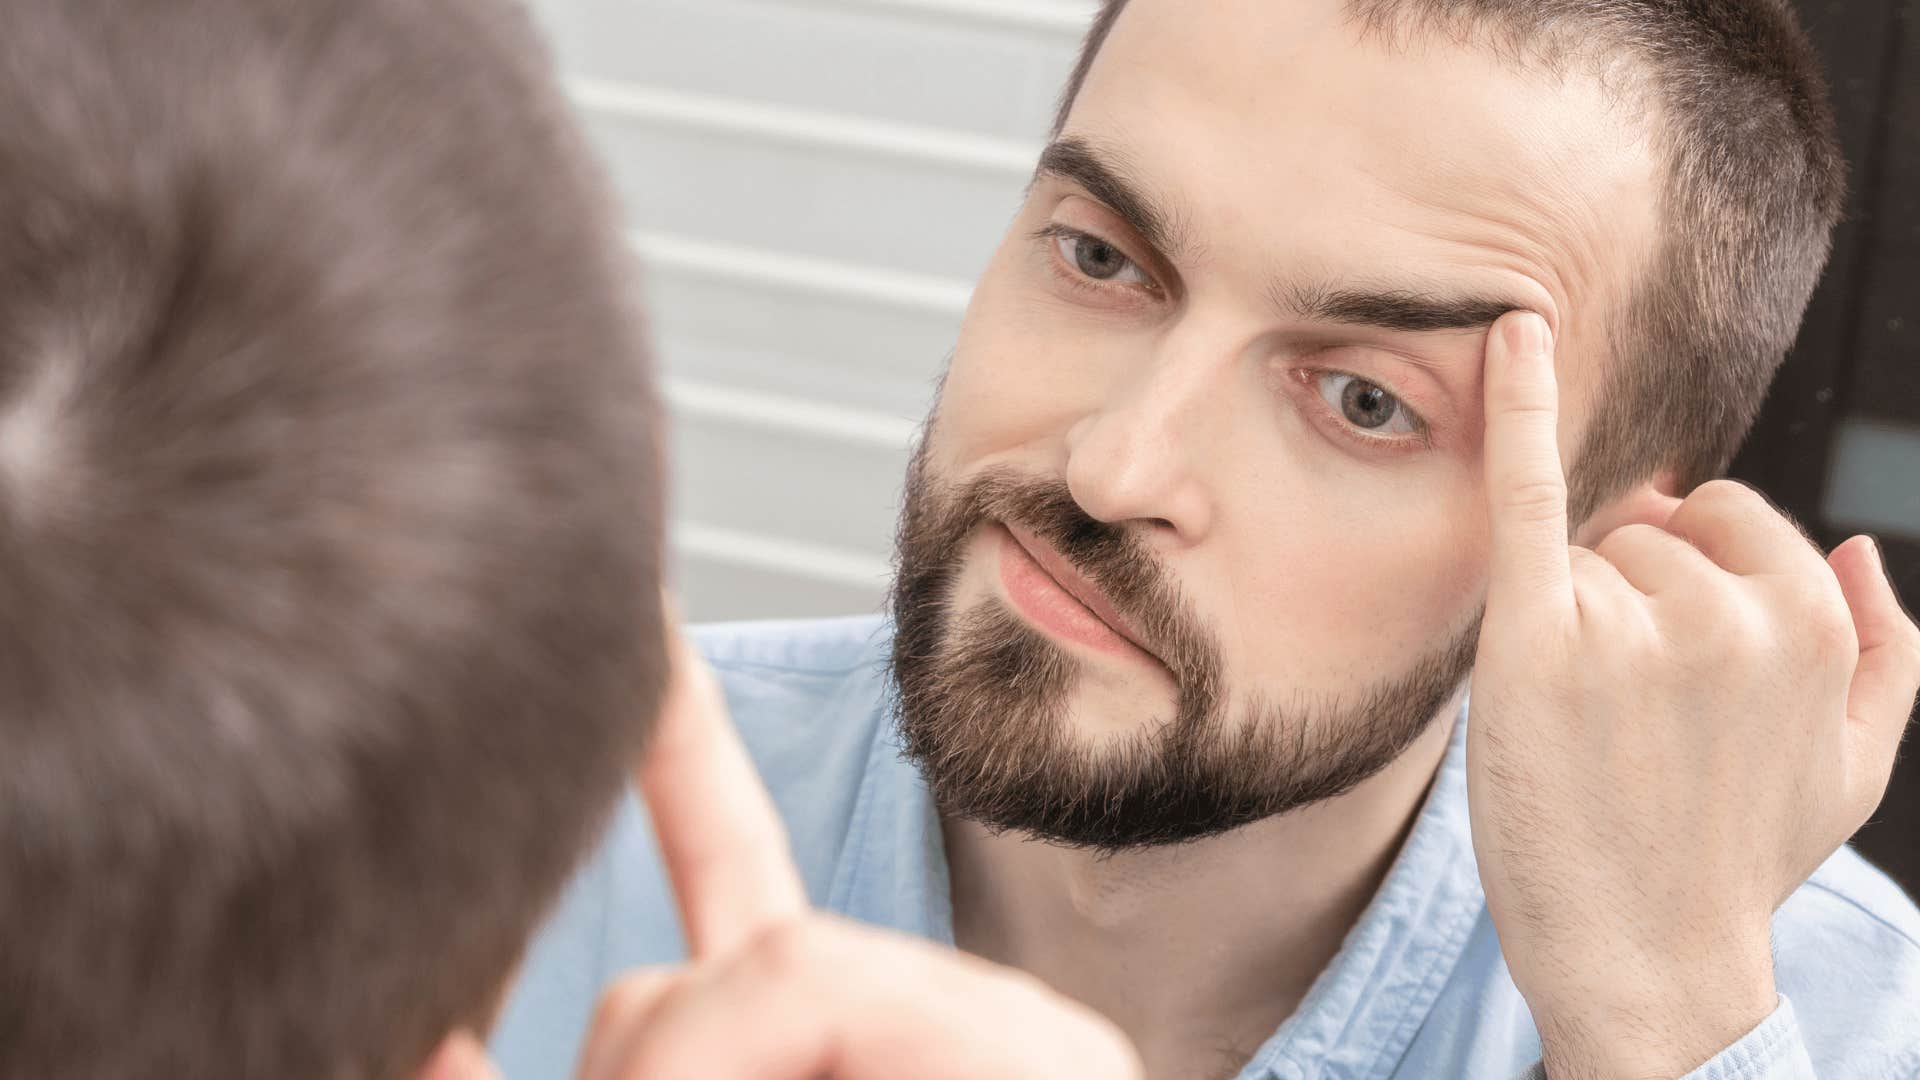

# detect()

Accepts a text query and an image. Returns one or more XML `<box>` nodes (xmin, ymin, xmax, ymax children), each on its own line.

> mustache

<box><xmin>900</xmin><ymin>465</ymin><xmax>1218</xmax><ymax>693</ymax></box>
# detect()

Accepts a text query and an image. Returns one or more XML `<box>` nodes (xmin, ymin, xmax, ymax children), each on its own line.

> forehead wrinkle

<box><xmin>1353</xmin><ymin>137</ymin><xmax>1629</xmax><ymax>343</ymax></box>
<box><xmin>1356</xmin><ymin>78</ymin><xmax>1661</xmax><ymax>344</ymax></box>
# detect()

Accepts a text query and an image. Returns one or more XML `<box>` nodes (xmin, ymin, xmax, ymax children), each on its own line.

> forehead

<box><xmin>1068</xmin><ymin>0</ymin><xmax>1661</xmax><ymax>346</ymax></box>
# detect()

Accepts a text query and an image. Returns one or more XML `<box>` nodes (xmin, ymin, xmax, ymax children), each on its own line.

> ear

<box><xmin>1570</xmin><ymin>469</ymin><xmax>1685</xmax><ymax>548</ymax></box>
<box><xmin>415</xmin><ymin>1031</ymin><xmax>500</xmax><ymax>1080</ymax></box>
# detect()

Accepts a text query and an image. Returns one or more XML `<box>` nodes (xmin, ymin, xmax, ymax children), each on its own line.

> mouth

<box><xmin>994</xmin><ymin>522</ymin><xmax>1162</xmax><ymax>667</ymax></box>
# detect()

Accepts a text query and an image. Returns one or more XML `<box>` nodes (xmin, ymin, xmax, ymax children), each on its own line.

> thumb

<box><xmin>1482</xmin><ymin>310</ymin><xmax>1573</xmax><ymax>616</ymax></box>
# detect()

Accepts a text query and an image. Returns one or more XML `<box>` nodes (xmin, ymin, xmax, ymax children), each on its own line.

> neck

<box><xmin>944</xmin><ymin>696</ymin><xmax>1461</xmax><ymax>1080</ymax></box>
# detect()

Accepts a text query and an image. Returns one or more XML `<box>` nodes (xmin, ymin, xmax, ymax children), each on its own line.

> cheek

<box><xmin>1213</xmin><ymin>461</ymin><xmax>1489</xmax><ymax>692</ymax></box>
<box><xmin>932</xmin><ymin>245</ymin><xmax>1135</xmax><ymax>472</ymax></box>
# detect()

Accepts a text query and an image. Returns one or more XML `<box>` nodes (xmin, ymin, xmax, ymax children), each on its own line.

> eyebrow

<box><xmin>1032</xmin><ymin>138</ymin><xmax>1194</xmax><ymax>261</ymax></box>
<box><xmin>1034</xmin><ymin>138</ymin><xmax>1524</xmax><ymax>336</ymax></box>
<box><xmin>1276</xmin><ymin>280</ymin><xmax>1520</xmax><ymax>334</ymax></box>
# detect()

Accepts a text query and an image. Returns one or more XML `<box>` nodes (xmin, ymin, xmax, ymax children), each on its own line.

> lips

<box><xmin>1000</xmin><ymin>522</ymin><xmax>1161</xmax><ymax>665</ymax></box>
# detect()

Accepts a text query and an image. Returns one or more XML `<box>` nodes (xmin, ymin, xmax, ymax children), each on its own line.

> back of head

<box><xmin>0</xmin><ymin>1</ymin><xmax>664</xmax><ymax>1076</ymax></box>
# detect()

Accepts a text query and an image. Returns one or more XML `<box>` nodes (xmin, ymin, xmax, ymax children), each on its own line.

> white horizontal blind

<box><xmin>521</xmin><ymin>0</ymin><xmax>1096</xmax><ymax>621</ymax></box>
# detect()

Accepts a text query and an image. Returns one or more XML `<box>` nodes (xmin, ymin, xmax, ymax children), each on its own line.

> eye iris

<box><xmin>1073</xmin><ymin>237</ymin><xmax>1127</xmax><ymax>280</ymax></box>
<box><xmin>1340</xmin><ymin>379</ymin><xmax>1398</xmax><ymax>429</ymax></box>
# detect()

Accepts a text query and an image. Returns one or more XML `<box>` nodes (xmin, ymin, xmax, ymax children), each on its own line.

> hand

<box><xmin>582</xmin><ymin>616</ymin><xmax>1143</xmax><ymax>1079</ymax></box>
<box><xmin>1468</xmin><ymin>312</ymin><xmax>1920</xmax><ymax>1078</ymax></box>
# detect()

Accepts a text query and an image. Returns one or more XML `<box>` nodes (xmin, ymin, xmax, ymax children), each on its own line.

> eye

<box><xmin>1049</xmin><ymin>228</ymin><xmax>1151</xmax><ymax>287</ymax></box>
<box><xmin>1313</xmin><ymin>372</ymin><xmax>1424</xmax><ymax>437</ymax></box>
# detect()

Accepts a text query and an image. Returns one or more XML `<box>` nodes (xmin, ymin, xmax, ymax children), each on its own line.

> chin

<box><xmin>1053</xmin><ymin>660</ymin><xmax>1183</xmax><ymax>740</ymax></box>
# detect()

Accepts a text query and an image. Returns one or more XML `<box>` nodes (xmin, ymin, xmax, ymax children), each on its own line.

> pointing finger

<box><xmin>1482</xmin><ymin>310</ymin><xmax>1574</xmax><ymax>618</ymax></box>
<box><xmin>636</xmin><ymin>610</ymin><xmax>809</xmax><ymax>959</ymax></box>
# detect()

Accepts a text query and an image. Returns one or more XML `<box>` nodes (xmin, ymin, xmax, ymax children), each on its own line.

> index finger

<box><xmin>1482</xmin><ymin>310</ymin><xmax>1575</xmax><ymax>616</ymax></box>
<box><xmin>636</xmin><ymin>603</ymin><xmax>809</xmax><ymax>958</ymax></box>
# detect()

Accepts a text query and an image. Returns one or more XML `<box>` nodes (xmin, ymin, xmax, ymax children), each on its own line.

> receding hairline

<box><xmin>1054</xmin><ymin>0</ymin><xmax>1669</xmax><ymax>139</ymax></box>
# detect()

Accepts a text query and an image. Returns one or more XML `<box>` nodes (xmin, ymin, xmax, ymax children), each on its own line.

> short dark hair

<box><xmin>1053</xmin><ymin>0</ymin><xmax>1846</xmax><ymax>524</ymax></box>
<box><xmin>0</xmin><ymin>1</ymin><xmax>664</xmax><ymax>1077</ymax></box>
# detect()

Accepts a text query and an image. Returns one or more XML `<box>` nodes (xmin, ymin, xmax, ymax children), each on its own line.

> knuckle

<box><xmin>1693</xmin><ymin>477</ymin><xmax>1760</xmax><ymax>508</ymax></box>
<box><xmin>1780</xmin><ymin>571</ymin><xmax>1839</xmax><ymax>615</ymax></box>
<box><xmin>1594</xmin><ymin>521</ymin><xmax>1664</xmax><ymax>560</ymax></box>
<box><xmin>1695</xmin><ymin>584</ymin><xmax>1770</xmax><ymax>652</ymax></box>
<box><xmin>743</xmin><ymin>918</ymin><xmax>826</xmax><ymax>982</ymax></box>
<box><xmin>1809</xmin><ymin>608</ymin><xmax>1860</xmax><ymax>668</ymax></box>
<box><xmin>1773</xmin><ymin>579</ymin><xmax>1856</xmax><ymax>657</ymax></box>
<box><xmin>1683</xmin><ymin>570</ymin><xmax>1746</xmax><ymax>614</ymax></box>
<box><xmin>1672</xmin><ymin>479</ymin><xmax>1757</xmax><ymax>533</ymax></box>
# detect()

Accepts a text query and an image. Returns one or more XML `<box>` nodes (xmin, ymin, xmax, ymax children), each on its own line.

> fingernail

<box><xmin>1504</xmin><ymin>312</ymin><xmax>1551</xmax><ymax>359</ymax></box>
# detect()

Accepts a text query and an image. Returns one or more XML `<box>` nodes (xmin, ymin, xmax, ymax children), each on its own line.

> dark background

<box><xmin>1732</xmin><ymin>0</ymin><xmax>1918</xmax><ymax>896</ymax></box>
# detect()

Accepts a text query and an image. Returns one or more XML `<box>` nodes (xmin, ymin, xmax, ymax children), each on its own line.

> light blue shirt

<box><xmin>491</xmin><ymin>616</ymin><xmax>1920</xmax><ymax>1079</ymax></box>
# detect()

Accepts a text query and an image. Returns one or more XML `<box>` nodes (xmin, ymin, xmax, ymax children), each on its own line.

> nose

<box><xmin>1062</xmin><ymin>328</ymin><xmax>1225</xmax><ymax>542</ymax></box>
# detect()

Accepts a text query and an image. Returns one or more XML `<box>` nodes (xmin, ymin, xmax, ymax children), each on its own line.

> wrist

<box><xmin>1528</xmin><ymin>950</ymin><xmax>1777</xmax><ymax>1079</ymax></box>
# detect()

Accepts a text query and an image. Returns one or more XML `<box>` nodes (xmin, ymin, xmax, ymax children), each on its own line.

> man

<box><xmin>494</xmin><ymin>1</ymin><xmax>1920</xmax><ymax>1078</ymax></box>
<box><xmin>0</xmin><ymin>1</ymin><xmax>1130</xmax><ymax>1077</ymax></box>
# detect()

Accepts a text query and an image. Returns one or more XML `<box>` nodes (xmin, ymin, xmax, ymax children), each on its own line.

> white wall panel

<box><xmin>674</xmin><ymin>548</ymin><xmax>888</xmax><ymax>622</ymax></box>
<box><xmin>523</xmin><ymin>0</ymin><xmax>1092</xmax><ymax>619</ymax></box>
<box><xmin>539</xmin><ymin>0</ymin><xmax>1089</xmax><ymax>139</ymax></box>
<box><xmin>639</xmin><ymin>238</ymin><xmax>960</xmax><ymax>415</ymax></box>
<box><xmin>665</xmin><ymin>379</ymin><xmax>912</xmax><ymax>560</ymax></box>
<box><xmin>579</xmin><ymin>96</ymin><xmax>1030</xmax><ymax>279</ymax></box>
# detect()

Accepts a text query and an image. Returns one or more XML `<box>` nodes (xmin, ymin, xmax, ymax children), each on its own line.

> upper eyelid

<box><xmin>1035</xmin><ymin>221</ymin><xmax>1137</xmax><ymax>260</ymax></box>
<box><xmin>1036</xmin><ymin>197</ymin><xmax>1170</xmax><ymax>273</ymax></box>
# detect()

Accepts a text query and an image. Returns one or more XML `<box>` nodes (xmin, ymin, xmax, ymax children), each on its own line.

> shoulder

<box><xmin>1772</xmin><ymin>845</ymin><xmax>1920</xmax><ymax>1072</ymax></box>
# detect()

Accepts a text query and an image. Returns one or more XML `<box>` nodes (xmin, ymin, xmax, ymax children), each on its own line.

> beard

<box><xmin>887</xmin><ymin>442</ymin><xmax>1483</xmax><ymax>851</ymax></box>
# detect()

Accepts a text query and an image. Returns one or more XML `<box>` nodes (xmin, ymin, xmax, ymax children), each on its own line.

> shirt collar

<box><xmin>1242</xmin><ymin>702</ymin><xmax>1484</xmax><ymax>1080</ymax></box>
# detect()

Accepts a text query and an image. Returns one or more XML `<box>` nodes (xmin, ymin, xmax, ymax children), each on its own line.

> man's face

<box><xmin>891</xmin><ymin>0</ymin><xmax>1660</xmax><ymax>849</ymax></box>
